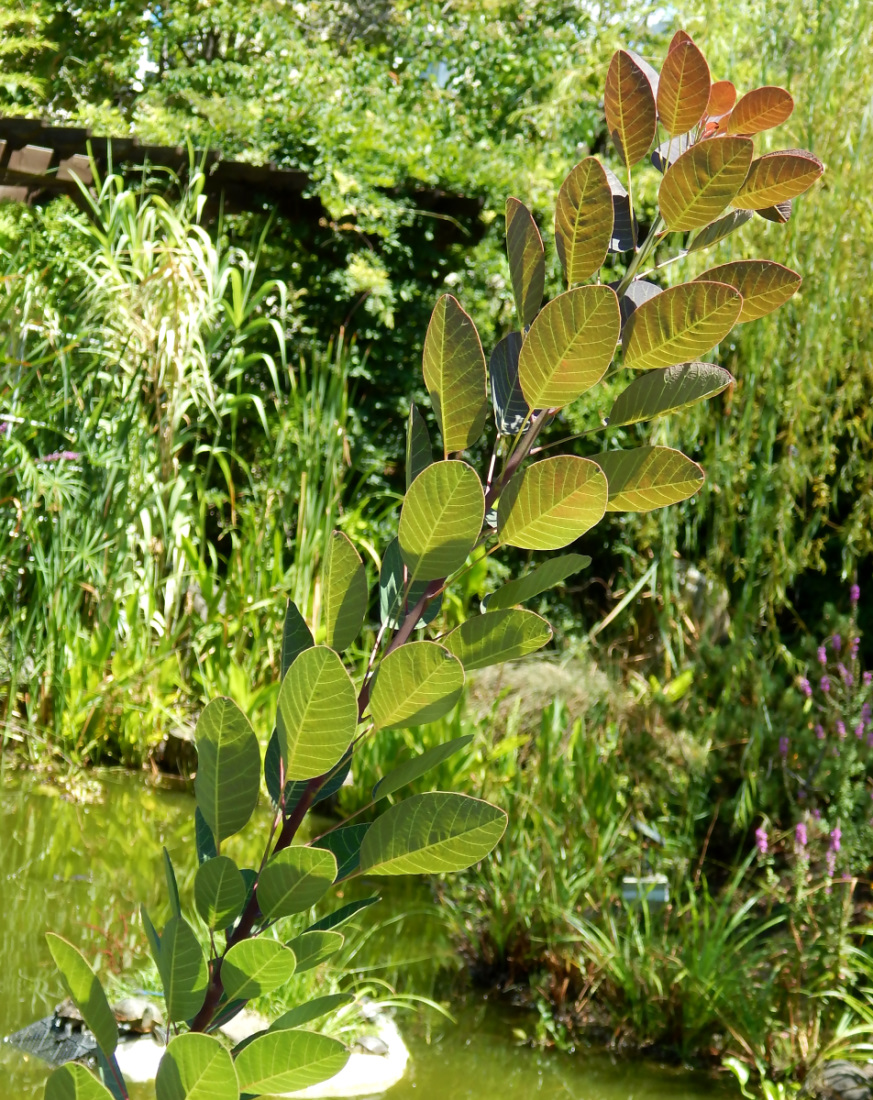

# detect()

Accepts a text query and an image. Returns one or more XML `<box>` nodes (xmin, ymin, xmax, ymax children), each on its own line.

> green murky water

<box><xmin>0</xmin><ymin>770</ymin><xmax>735</xmax><ymax>1099</ymax></box>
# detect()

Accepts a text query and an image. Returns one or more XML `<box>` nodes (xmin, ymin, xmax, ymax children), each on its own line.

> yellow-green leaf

<box><xmin>498</xmin><ymin>455</ymin><xmax>608</xmax><ymax>551</ymax></box>
<box><xmin>194</xmin><ymin>856</ymin><xmax>246</xmax><ymax>930</ymax></box>
<box><xmin>235</xmin><ymin>1030</ymin><xmax>348</xmax><ymax>1096</ymax></box>
<box><xmin>277</xmin><ymin>647</ymin><xmax>357</xmax><ymax>780</ymax></box>
<box><xmin>372</xmin><ymin>735</ymin><xmax>474</xmax><ymax>801</ymax></box>
<box><xmin>422</xmin><ymin>294</ymin><xmax>488</xmax><ymax>455</ymax></box>
<box><xmin>442</xmin><ymin>609</ymin><xmax>552</xmax><ymax>670</ymax></box>
<box><xmin>608</xmin><ymin>361</ymin><xmax>733</xmax><ymax>427</ymax></box>
<box><xmin>45</xmin><ymin>1065</ymin><xmax>115</xmax><ymax>1100</ymax></box>
<box><xmin>727</xmin><ymin>86</ymin><xmax>794</xmax><ymax>135</ymax></box>
<box><xmin>657</xmin><ymin>40</ymin><xmax>711</xmax><ymax>136</ymax></box>
<box><xmin>485</xmin><ymin>553</ymin><xmax>591</xmax><ymax>611</ymax></box>
<box><xmin>222</xmin><ymin>939</ymin><xmax>297</xmax><ymax>1001</ymax></box>
<box><xmin>194</xmin><ymin>697</ymin><xmax>260</xmax><ymax>843</ymax></box>
<box><xmin>604</xmin><ymin>49</ymin><xmax>658</xmax><ymax>168</ymax></box>
<box><xmin>658</xmin><ymin>137</ymin><xmax>753</xmax><ymax>231</ymax></box>
<box><xmin>518</xmin><ymin>286</ymin><xmax>619</xmax><ymax>410</ymax></box>
<box><xmin>554</xmin><ymin>158</ymin><xmax>613</xmax><ymax>286</ymax></box>
<box><xmin>622</xmin><ymin>280</ymin><xmax>742</xmax><ymax>370</ymax></box>
<box><xmin>323</xmin><ymin>531</ymin><xmax>367</xmax><ymax>652</ymax></box>
<box><xmin>258</xmin><ymin>846</ymin><xmax>337</xmax><ymax>919</ymax></box>
<box><xmin>505</xmin><ymin>197</ymin><xmax>545</xmax><ymax>328</ymax></box>
<box><xmin>158</xmin><ymin>917</ymin><xmax>209</xmax><ymax>1023</ymax></box>
<box><xmin>733</xmin><ymin>150</ymin><xmax>824</xmax><ymax>210</ymax></box>
<box><xmin>285</xmin><ymin>930</ymin><xmax>344</xmax><ymax>973</ymax></box>
<box><xmin>398</xmin><ymin>460</ymin><xmax>484</xmax><ymax>582</ymax></box>
<box><xmin>695</xmin><ymin>261</ymin><xmax>801</xmax><ymax>322</ymax></box>
<box><xmin>370</xmin><ymin>641</ymin><xmax>465</xmax><ymax>729</ymax></box>
<box><xmin>593</xmin><ymin>446</ymin><xmax>704</xmax><ymax>512</ymax></box>
<box><xmin>45</xmin><ymin>934</ymin><xmax>118</xmax><ymax>1058</ymax></box>
<box><xmin>155</xmin><ymin>1033</ymin><xmax>238</xmax><ymax>1100</ymax></box>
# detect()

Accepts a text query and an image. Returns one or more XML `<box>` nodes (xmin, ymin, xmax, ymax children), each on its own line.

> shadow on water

<box><xmin>0</xmin><ymin>769</ymin><xmax>738</xmax><ymax>1099</ymax></box>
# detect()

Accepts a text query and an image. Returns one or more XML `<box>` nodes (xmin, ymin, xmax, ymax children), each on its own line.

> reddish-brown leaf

<box><xmin>555</xmin><ymin>158</ymin><xmax>614</xmax><ymax>286</ymax></box>
<box><xmin>727</xmin><ymin>86</ymin><xmax>794</xmax><ymax>135</ymax></box>
<box><xmin>733</xmin><ymin>149</ymin><xmax>824</xmax><ymax>209</ymax></box>
<box><xmin>657</xmin><ymin>40</ymin><xmax>711</xmax><ymax>135</ymax></box>
<box><xmin>668</xmin><ymin>30</ymin><xmax>694</xmax><ymax>52</ymax></box>
<box><xmin>707</xmin><ymin>80</ymin><xmax>736</xmax><ymax>118</ymax></box>
<box><xmin>757</xmin><ymin>200</ymin><xmax>793</xmax><ymax>223</ymax></box>
<box><xmin>604</xmin><ymin>49</ymin><xmax>658</xmax><ymax>168</ymax></box>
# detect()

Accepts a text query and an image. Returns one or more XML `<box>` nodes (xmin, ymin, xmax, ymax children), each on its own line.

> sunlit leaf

<box><xmin>359</xmin><ymin>792</ymin><xmax>507</xmax><ymax>875</ymax></box>
<box><xmin>733</xmin><ymin>150</ymin><xmax>824</xmax><ymax>209</ymax></box>
<box><xmin>727</xmin><ymin>86</ymin><xmax>794</xmax><ymax>135</ymax></box>
<box><xmin>194</xmin><ymin>856</ymin><xmax>246</xmax><ymax>930</ymax></box>
<box><xmin>489</xmin><ymin>331</ymin><xmax>529</xmax><ymax>436</ymax></box>
<box><xmin>373</xmin><ymin>735</ymin><xmax>474</xmax><ymax>801</ymax></box>
<box><xmin>442</xmin><ymin>609</ymin><xmax>552</xmax><ymax>670</ymax></box>
<box><xmin>370</xmin><ymin>641</ymin><xmax>465</xmax><ymax>729</ymax></box>
<box><xmin>518</xmin><ymin>286</ymin><xmax>620</xmax><ymax>410</ymax></box>
<box><xmin>163</xmin><ymin>849</ymin><xmax>181</xmax><ymax>921</ymax></box>
<box><xmin>604</xmin><ymin>49</ymin><xmax>658</xmax><ymax>167</ymax></box>
<box><xmin>485</xmin><ymin>553</ymin><xmax>591</xmax><ymax>611</ymax></box>
<box><xmin>46</xmin><ymin>934</ymin><xmax>118</xmax><ymax>1058</ymax></box>
<box><xmin>155</xmin><ymin>1033</ymin><xmax>238</xmax><ymax>1100</ymax></box>
<box><xmin>406</xmin><ymin>404</ymin><xmax>432</xmax><ymax>490</ymax></box>
<box><xmin>505</xmin><ymin>197</ymin><xmax>545</xmax><ymax>328</ymax></box>
<box><xmin>378</xmin><ymin>537</ymin><xmax>442</xmax><ymax>630</ymax></box>
<box><xmin>658</xmin><ymin>137</ymin><xmax>753</xmax><ymax>230</ymax></box>
<box><xmin>622</xmin><ymin>280</ymin><xmax>742</xmax><ymax>369</ymax></box>
<box><xmin>141</xmin><ymin>906</ymin><xmax>161</xmax><ymax>969</ymax></box>
<box><xmin>687</xmin><ymin>209</ymin><xmax>752</xmax><ymax>252</ymax></box>
<box><xmin>498</xmin><ymin>456</ymin><xmax>608</xmax><ymax>551</ymax></box>
<box><xmin>281</xmin><ymin>601</ymin><xmax>313</xmax><ymax>679</ymax></box>
<box><xmin>258</xmin><ymin>846</ymin><xmax>337</xmax><ymax>918</ymax></box>
<box><xmin>277</xmin><ymin>646</ymin><xmax>357</xmax><ymax>780</ymax></box>
<box><xmin>158</xmin><ymin>917</ymin><xmax>208</xmax><ymax>1023</ymax></box>
<box><xmin>657</xmin><ymin>40</ymin><xmax>710</xmax><ymax>136</ymax></box>
<box><xmin>707</xmin><ymin>80</ymin><xmax>737</xmax><ymax>117</ymax></box>
<box><xmin>668</xmin><ymin>29</ymin><xmax>693</xmax><ymax>51</ymax></box>
<box><xmin>222</xmin><ymin>939</ymin><xmax>297</xmax><ymax>1001</ymax></box>
<box><xmin>308</xmin><ymin>896</ymin><xmax>381</xmax><ymax>933</ymax></box>
<box><xmin>323</xmin><ymin>531</ymin><xmax>367</xmax><ymax>652</ymax></box>
<box><xmin>608</xmin><ymin>361</ymin><xmax>733</xmax><ymax>427</ymax></box>
<box><xmin>422</xmin><ymin>294</ymin><xmax>488</xmax><ymax>455</ymax></box>
<box><xmin>398</xmin><ymin>460</ymin><xmax>484</xmax><ymax>582</ymax></box>
<box><xmin>593</xmin><ymin>446</ymin><xmax>705</xmax><ymax>512</ymax></box>
<box><xmin>194</xmin><ymin>697</ymin><xmax>260</xmax><ymax>843</ymax></box>
<box><xmin>695</xmin><ymin>260</ymin><xmax>801</xmax><ymax>321</ymax></box>
<box><xmin>270</xmin><ymin>993</ymin><xmax>355</xmax><ymax>1033</ymax></box>
<box><xmin>554</xmin><ymin>158</ymin><xmax>613</xmax><ymax>286</ymax></box>
<box><xmin>234</xmin><ymin>1030</ymin><xmax>348</xmax><ymax>1096</ymax></box>
<box><xmin>286</xmin><ymin>930</ymin><xmax>344</xmax><ymax>973</ymax></box>
<box><xmin>45</xmin><ymin>1065</ymin><xmax>115</xmax><ymax>1100</ymax></box>
<box><xmin>313</xmin><ymin>823</ymin><xmax>369</xmax><ymax>880</ymax></box>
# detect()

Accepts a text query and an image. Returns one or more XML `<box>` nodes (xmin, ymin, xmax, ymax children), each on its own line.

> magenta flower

<box><xmin>818</xmin><ymin>645</ymin><xmax>828</xmax><ymax>664</ymax></box>
<box><xmin>862</xmin><ymin>703</ymin><xmax>871</xmax><ymax>721</ymax></box>
<box><xmin>856</xmin><ymin>723</ymin><xmax>865</xmax><ymax>739</ymax></box>
<box><xmin>813</xmin><ymin>808</ymin><xmax>822</xmax><ymax>819</ymax></box>
<box><xmin>821</xmin><ymin>676</ymin><xmax>831</xmax><ymax>693</ymax></box>
<box><xmin>830</xmin><ymin>827</ymin><xmax>842</xmax><ymax>852</ymax></box>
<box><xmin>837</xmin><ymin>720</ymin><xmax>846</xmax><ymax>739</ymax></box>
<box><xmin>851</xmin><ymin>637</ymin><xmax>860</xmax><ymax>659</ymax></box>
<box><xmin>779</xmin><ymin>736</ymin><xmax>790</xmax><ymax>758</ymax></box>
<box><xmin>795</xmin><ymin>822</ymin><xmax>808</xmax><ymax>848</ymax></box>
<box><xmin>755</xmin><ymin>826</ymin><xmax>768</xmax><ymax>855</ymax></box>
<box><xmin>799</xmin><ymin>677</ymin><xmax>812</xmax><ymax>698</ymax></box>
<box><xmin>864</xmin><ymin>671</ymin><xmax>873</xmax><ymax>687</ymax></box>
<box><xmin>833</xmin><ymin>634</ymin><xmax>842</xmax><ymax>652</ymax></box>
<box><xmin>851</xmin><ymin>583</ymin><xmax>861</xmax><ymax>603</ymax></box>
<box><xmin>816</xmin><ymin>724</ymin><xmax>826</xmax><ymax>740</ymax></box>
<box><xmin>37</xmin><ymin>450</ymin><xmax>81</xmax><ymax>463</ymax></box>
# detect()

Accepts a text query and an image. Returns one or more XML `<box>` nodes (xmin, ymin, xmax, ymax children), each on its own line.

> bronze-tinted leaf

<box><xmin>727</xmin><ymin>86</ymin><xmax>794</xmax><ymax>135</ymax></box>
<box><xmin>623</xmin><ymin>280</ymin><xmax>742</xmax><ymax>369</ymax></box>
<box><xmin>422</xmin><ymin>294</ymin><xmax>488</xmax><ymax>455</ymax></box>
<box><xmin>657</xmin><ymin>41</ymin><xmax>711</xmax><ymax>136</ymax></box>
<box><xmin>707</xmin><ymin>80</ymin><xmax>736</xmax><ymax>118</ymax></box>
<box><xmin>608</xmin><ymin>361</ymin><xmax>733</xmax><ymax>427</ymax></box>
<box><xmin>658</xmin><ymin>137</ymin><xmax>753</xmax><ymax>230</ymax></box>
<box><xmin>498</xmin><ymin>455</ymin><xmax>608</xmax><ymax>550</ymax></box>
<box><xmin>687</xmin><ymin>208</ymin><xmax>753</xmax><ymax>252</ymax></box>
<box><xmin>555</xmin><ymin>158</ymin><xmax>614</xmax><ymax>286</ymax></box>
<box><xmin>505</xmin><ymin>198</ymin><xmax>545</xmax><ymax>329</ymax></box>
<box><xmin>626</xmin><ymin>49</ymin><xmax>660</xmax><ymax>97</ymax></box>
<box><xmin>757</xmin><ymin>200</ymin><xmax>793</xmax><ymax>223</ymax></box>
<box><xmin>518</xmin><ymin>286</ymin><xmax>620</xmax><ymax>409</ymax></box>
<box><xmin>668</xmin><ymin>29</ymin><xmax>694</xmax><ymax>52</ymax></box>
<box><xmin>695</xmin><ymin>260</ymin><xmax>801</xmax><ymax>322</ymax></box>
<box><xmin>733</xmin><ymin>150</ymin><xmax>824</xmax><ymax>209</ymax></box>
<box><xmin>651</xmin><ymin>132</ymin><xmax>692</xmax><ymax>172</ymax></box>
<box><xmin>604</xmin><ymin>49</ymin><xmax>658</xmax><ymax>168</ymax></box>
<box><xmin>592</xmin><ymin>446</ymin><xmax>705</xmax><ymax>512</ymax></box>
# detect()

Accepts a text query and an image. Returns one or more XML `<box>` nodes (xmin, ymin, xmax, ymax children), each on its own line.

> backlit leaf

<box><xmin>163</xmin><ymin>849</ymin><xmax>181</xmax><ymax>921</ymax></box>
<box><xmin>658</xmin><ymin>137</ymin><xmax>753</xmax><ymax>230</ymax></box>
<box><xmin>359</xmin><ymin>792</ymin><xmax>507</xmax><ymax>875</ymax></box>
<box><xmin>45</xmin><ymin>1065</ymin><xmax>115</xmax><ymax>1100</ymax></box>
<box><xmin>657</xmin><ymin>40</ymin><xmax>710</xmax><ymax>135</ymax></box>
<box><xmin>277</xmin><ymin>646</ymin><xmax>357</xmax><ymax>780</ymax></box>
<box><xmin>505</xmin><ymin>197</ymin><xmax>545</xmax><ymax>328</ymax></box>
<box><xmin>158</xmin><ymin>917</ymin><xmax>208</xmax><ymax>1023</ymax></box>
<box><xmin>422</xmin><ymin>294</ymin><xmax>488</xmax><ymax>455</ymax></box>
<box><xmin>604</xmin><ymin>49</ymin><xmax>658</xmax><ymax>167</ymax></box>
<box><xmin>378</xmin><ymin>537</ymin><xmax>442</xmax><ymax>630</ymax></box>
<box><xmin>608</xmin><ymin>361</ymin><xmax>733</xmax><ymax>427</ymax></box>
<box><xmin>442</xmin><ymin>609</ymin><xmax>552</xmax><ymax>670</ymax></box>
<box><xmin>46</xmin><ymin>935</ymin><xmax>118</xmax><ymax>1058</ymax></box>
<box><xmin>489</xmin><ymin>331</ymin><xmax>529</xmax><ymax>436</ymax></box>
<box><xmin>668</xmin><ymin>29</ymin><xmax>693</xmax><ymax>51</ymax></box>
<box><xmin>313</xmin><ymin>823</ymin><xmax>369</xmax><ymax>880</ymax></box>
<box><xmin>308</xmin><ymin>896</ymin><xmax>381</xmax><ymax>933</ymax></box>
<box><xmin>707</xmin><ymin>80</ymin><xmax>736</xmax><ymax>117</ymax></box>
<box><xmin>593</xmin><ymin>446</ymin><xmax>704</xmax><ymax>512</ymax></box>
<box><xmin>485</xmin><ymin>553</ymin><xmax>591</xmax><ymax>611</ymax></box>
<box><xmin>286</xmin><ymin>931</ymin><xmax>344</xmax><ymax>973</ymax></box>
<box><xmin>406</xmin><ymin>404</ymin><xmax>432</xmax><ymax>490</ymax></box>
<box><xmin>727</xmin><ymin>86</ymin><xmax>794</xmax><ymax>134</ymax></box>
<box><xmin>258</xmin><ymin>846</ymin><xmax>337</xmax><ymax>918</ymax></box>
<box><xmin>194</xmin><ymin>856</ymin><xmax>246</xmax><ymax>930</ymax></box>
<box><xmin>398</xmin><ymin>460</ymin><xmax>484</xmax><ymax>582</ymax></box>
<box><xmin>141</xmin><ymin>906</ymin><xmax>161</xmax><ymax>968</ymax></box>
<box><xmin>370</xmin><ymin>641</ymin><xmax>465</xmax><ymax>729</ymax></box>
<box><xmin>194</xmin><ymin>697</ymin><xmax>260</xmax><ymax>843</ymax></box>
<box><xmin>497</xmin><ymin>455</ymin><xmax>608</xmax><ymax>551</ymax></box>
<box><xmin>518</xmin><ymin>286</ymin><xmax>620</xmax><ymax>410</ymax></box>
<box><xmin>733</xmin><ymin>150</ymin><xmax>824</xmax><ymax>209</ymax></box>
<box><xmin>622</xmin><ymin>280</ymin><xmax>742</xmax><ymax>369</ymax></box>
<box><xmin>222</xmin><ymin>939</ymin><xmax>297</xmax><ymax>1001</ymax></box>
<box><xmin>687</xmin><ymin>208</ymin><xmax>752</xmax><ymax>252</ymax></box>
<box><xmin>234</xmin><ymin>1030</ymin><xmax>348</xmax><ymax>1096</ymax></box>
<box><xmin>270</xmin><ymin>993</ymin><xmax>355</xmax><ymax>1033</ymax></box>
<box><xmin>757</xmin><ymin>200</ymin><xmax>793</xmax><ymax>223</ymax></box>
<box><xmin>281</xmin><ymin>601</ymin><xmax>313</xmax><ymax>679</ymax></box>
<box><xmin>323</xmin><ymin>532</ymin><xmax>367</xmax><ymax>652</ymax></box>
<box><xmin>554</xmin><ymin>158</ymin><xmax>613</xmax><ymax>286</ymax></box>
<box><xmin>373</xmin><ymin>735</ymin><xmax>474</xmax><ymax>801</ymax></box>
<box><xmin>155</xmin><ymin>1033</ymin><xmax>238</xmax><ymax>1100</ymax></box>
<box><xmin>695</xmin><ymin>260</ymin><xmax>801</xmax><ymax>322</ymax></box>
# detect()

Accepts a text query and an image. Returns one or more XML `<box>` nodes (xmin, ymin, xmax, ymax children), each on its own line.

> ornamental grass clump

<box><xmin>40</xmin><ymin>33</ymin><xmax>822</xmax><ymax>1100</ymax></box>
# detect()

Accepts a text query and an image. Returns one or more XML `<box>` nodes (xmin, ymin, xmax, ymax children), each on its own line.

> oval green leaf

<box><xmin>370</xmin><ymin>641</ymin><xmax>465</xmax><ymax>730</ymax></box>
<box><xmin>490</xmin><ymin>331</ymin><xmax>529</xmax><ymax>436</ymax></box>
<box><xmin>687</xmin><ymin>208</ymin><xmax>752</xmax><ymax>253</ymax></box>
<box><xmin>373</xmin><ymin>735</ymin><xmax>474</xmax><ymax>801</ymax></box>
<box><xmin>623</xmin><ymin>280</ymin><xmax>742</xmax><ymax>370</ymax></box>
<box><xmin>608</xmin><ymin>361</ymin><xmax>733</xmax><ymax>427</ymax></box>
<box><xmin>281</xmin><ymin>601</ymin><xmax>314</xmax><ymax>679</ymax></box>
<box><xmin>234</xmin><ymin>1029</ymin><xmax>348</xmax><ymax>1096</ymax></box>
<box><xmin>257</xmin><ymin>846</ymin><xmax>337</xmax><ymax>919</ymax></box>
<box><xmin>222</xmin><ymin>939</ymin><xmax>297</xmax><ymax>1002</ymax></box>
<box><xmin>592</xmin><ymin>446</ymin><xmax>705</xmax><ymax>512</ymax></box>
<box><xmin>658</xmin><ymin>137</ymin><xmax>753</xmax><ymax>231</ymax></box>
<box><xmin>554</xmin><ymin>158</ymin><xmax>614</xmax><ymax>286</ymax></box>
<box><xmin>194</xmin><ymin>697</ymin><xmax>260</xmax><ymax>844</ymax></box>
<box><xmin>727</xmin><ymin>86</ymin><xmax>794</xmax><ymax>135</ymax></box>
<box><xmin>277</xmin><ymin>646</ymin><xmax>357</xmax><ymax>780</ymax></box>
<box><xmin>505</xmin><ymin>197</ymin><xmax>545</xmax><ymax>328</ymax></box>
<box><xmin>422</xmin><ymin>293</ymin><xmax>488</xmax><ymax>455</ymax></box>
<box><xmin>695</xmin><ymin>260</ymin><xmax>801</xmax><ymax>322</ymax></box>
<box><xmin>442</xmin><ymin>609</ymin><xmax>552</xmax><ymax>671</ymax></box>
<box><xmin>733</xmin><ymin>149</ymin><xmax>824</xmax><ymax>210</ymax></box>
<box><xmin>359</xmin><ymin>792</ymin><xmax>507</xmax><ymax>876</ymax></box>
<box><xmin>485</xmin><ymin>553</ymin><xmax>591</xmax><ymax>611</ymax></box>
<box><xmin>194</xmin><ymin>856</ymin><xmax>246</xmax><ymax>930</ymax></box>
<box><xmin>323</xmin><ymin>531</ymin><xmax>368</xmax><ymax>652</ymax></box>
<box><xmin>604</xmin><ymin>49</ymin><xmax>657</xmax><ymax>167</ymax></box>
<box><xmin>271</xmin><ymin>993</ymin><xmax>355</xmax><ymax>1033</ymax></box>
<box><xmin>398</xmin><ymin>460</ymin><xmax>484</xmax><ymax>583</ymax></box>
<box><xmin>406</xmin><ymin>404</ymin><xmax>432</xmax><ymax>490</ymax></box>
<box><xmin>45</xmin><ymin>935</ymin><xmax>117</xmax><ymax>1058</ymax></box>
<box><xmin>45</xmin><ymin>1064</ymin><xmax>115</xmax><ymax>1100</ymax></box>
<box><xmin>657</xmin><ymin>40</ymin><xmax>710</xmax><ymax>136</ymax></box>
<box><xmin>518</xmin><ymin>286</ymin><xmax>620</xmax><ymax>410</ymax></box>
<box><xmin>498</xmin><ymin>455</ymin><xmax>608</xmax><ymax>551</ymax></box>
<box><xmin>158</xmin><ymin>917</ymin><xmax>209</xmax><ymax>1023</ymax></box>
<box><xmin>285</xmin><ymin>930</ymin><xmax>344</xmax><ymax>973</ymax></box>
<box><xmin>155</xmin><ymin>1033</ymin><xmax>238</xmax><ymax>1100</ymax></box>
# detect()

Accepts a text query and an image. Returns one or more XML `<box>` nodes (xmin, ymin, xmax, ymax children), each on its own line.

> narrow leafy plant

<box><xmin>41</xmin><ymin>34</ymin><xmax>822</xmax><ymax>1100</ymax></box>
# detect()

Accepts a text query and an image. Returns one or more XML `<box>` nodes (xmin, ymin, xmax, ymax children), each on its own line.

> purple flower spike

<box><xmin>795</xmin><ymin>822</ymin><xmax>808</xmax><ymax>848</ymax></box>
<box><xmin>755</xmin><ymin>826</ymin><xmax>768</xmax><ymax>855</ymax></box>
<box><xmin>818</xmin><ymin>646</ymin><xmax>828</xmax><ymax>665</ymax></box>
<box><xmin>821</xmin><ymin>676</ymin><xmax>831</xmax><ymax>693</ymax></box>
<box><xmin>864</xmin><ymin>671</ymin><xmax>873</xmax><ymax>687</ymax></box>
<box><xmin>851</xmin><ymin>583</ymin><xmax>861</xmax><ymax>603</ymax></box>
<box><xmin>816</xmin><ymin>724</ymin><xmax>826</xmax><ymax>740</ymax></box>
<box><xmin>851</xmin><ymin>637</ymin><xmax>860</xmax><ymax>659</ymax></box>
<box><xmin>856</xmin><ymin>723</ymin><xmax>865</xmax><ymax>739</ymax></box>
<box><xmin>833</xmin><ymin>634</ymin><xmax>842</xmax><ymax>652</ymax></box>
<box><xmin>779</xmin><ymin>736</ymin><xmax>790</xmax><ymax>758</ymax></box>
<box><xmin>868</xmin><ymin>731</ymin><xmax>873</xmax><ymax>748</ymax></box>
<box><xmin>862</xmin><ymin>703</ymin><xmax>871</xmax><ymax>722</ymax></box>
<box><xmin>813</xmin><ymin>808</ymin><xmax>822</xmax><ymax>819</ymax></box>
<box><xmin>800</xmin><ymin>677</ymin><xmax>812</xmax><ymax>698</ymax></box>
<box><xmin>830</xmin><ymin>827</ymin><xmax>842</xmax><ymax>852</ymax></box>
<box><xmin>837</xmin><ymin>720</ymin><xmax>846</xmax><ymax>739</ymax></box>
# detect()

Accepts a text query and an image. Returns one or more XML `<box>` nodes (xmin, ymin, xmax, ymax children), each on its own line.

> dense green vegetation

<box><xmin>3</xmin><ymin>0</ymin><xmax>873</xmax><ymax>1095</ymax></box>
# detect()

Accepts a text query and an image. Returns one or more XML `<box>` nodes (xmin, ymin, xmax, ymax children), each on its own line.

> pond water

<box><xmin>0</xmin><ymin>768</ymin><xmax>736</xmax><ymax>1100</ymax></box>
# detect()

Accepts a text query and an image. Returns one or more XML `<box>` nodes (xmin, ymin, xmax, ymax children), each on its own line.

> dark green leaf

<box><xmin>406</xmin><ymin>404</ymin><xmax>432</xmax><ymax>490</ymax></box>
<box><xmin>378</xmin><ymin>538</ymin><xmax>442</xmax><ymax>631</ymax></box>
<box><xmin>489</xmin><ymin>332</ymin><xmax>529</xmax><ymax>436</ymax></box>
<box><xmin>687</xmin><ymin>209</ymin><xmax>753</xmax><ymax>253</ymax></box>
<box><xmin>372</xmin><ymin>736</ymin><xmax>474</xmax><ymax>801</ymax></box>
<box><xmin>194</xmin><ymin>807</ymin><xmax>217</xmax><ymax>866</ymax></box>
<box><xmin>281</xmin><ymin>601</ymin><xmax>314</xmax><ymax>679</ymax></box>
<box><xmin>313</xmin><ymin>824</ymin><xmax>370</xmax><ymax>881</ymax></box>
<box><xmin>194</xmin><ymin>697</ymin><xmax>260</xmax><ymax>843</ymax></box>
<box><xmin>163</xmin><ymin>848</ymin><xmax>181</xmax><ymax>921</ymax></box>
<box><xmin>307</xmin><ymin>896</ymin><xmax>381</xmax><ymax>933</ymax></box>
<box><xmin>270</xmin><ymin>994</ymin><xmax>355</xmax><ymax>1033</ymax></box>
<box><xmin>484</xmin><ymin>553</ymin><xmax>591</xmax><ymax>611</ymax></box>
